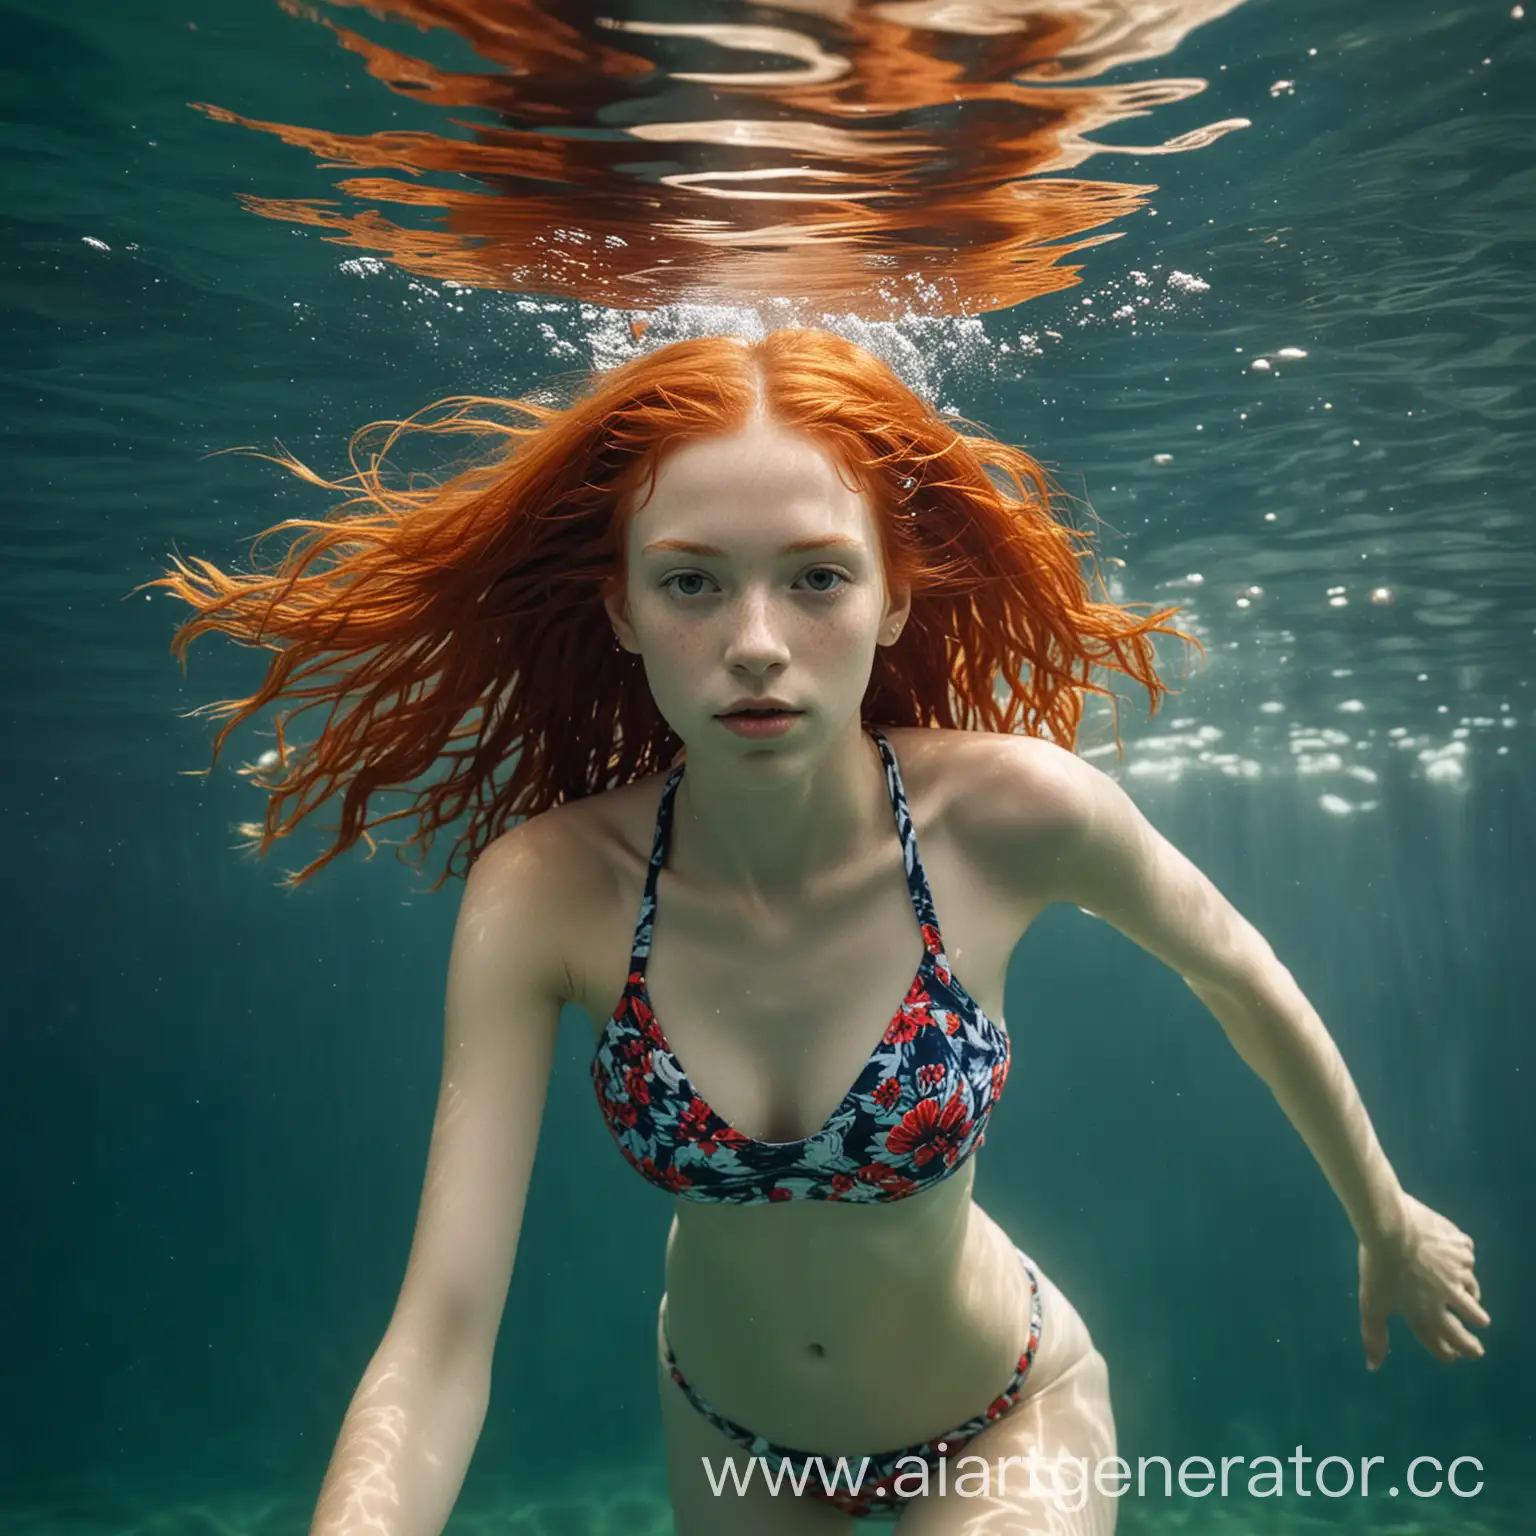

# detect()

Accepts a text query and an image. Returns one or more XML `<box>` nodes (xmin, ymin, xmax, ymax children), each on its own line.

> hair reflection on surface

<box><xmin>193</xmin><ymin>0</ymin><xmax>1249</xmax><ymax>316</ymax></box>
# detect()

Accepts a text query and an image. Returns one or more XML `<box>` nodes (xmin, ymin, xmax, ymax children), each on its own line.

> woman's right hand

<box><xmin>1358</xmin><ymin>1193</ymin><xmax>1489</xmax><ymax>1369</ymax></box>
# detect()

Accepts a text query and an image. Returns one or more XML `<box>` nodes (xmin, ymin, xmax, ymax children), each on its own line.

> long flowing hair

<box><xmin>145</xmin><ymin>328</ymin><xmax>1194</xmax><ymax>888</ymax></box>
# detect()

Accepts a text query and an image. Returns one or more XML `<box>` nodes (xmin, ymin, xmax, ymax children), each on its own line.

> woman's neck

<box><xmin>667</xmin><ymin>719</ymin><xmax>890</xmax><ymax>906</ymax></box>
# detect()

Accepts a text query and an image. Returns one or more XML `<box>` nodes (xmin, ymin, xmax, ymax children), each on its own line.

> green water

<box><xmin>2</xmin><ymin>0</ymin><xmax>1530</xmax><ymax>1530</ymax></box>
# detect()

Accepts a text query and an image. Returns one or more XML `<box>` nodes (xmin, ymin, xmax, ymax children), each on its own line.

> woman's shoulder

<box><xmin>916</xmin><ymin>726</ymin><xmax>1109</xmax><ymax>895</ymax></box>
<box><xmin>479</xmin><ymin>766</ymin><xmax>670</xmax><ymax>912</ymax></box>
<box><xmin>883</xmin><ymin>723</ymin><xmax>1080</xmax><ymax>808</ymax></box>
<box><xmin>552</xmin><ymin>763</ymin><xmax>674</xmax><ymax>857</ymax></box>
<box><xmin>465</xmin><ymin>771</ymin><xmax>671</xmax><ymax>1011</ymax></box>
<box><xmin>870</xmin><ymin>724</ymin><xmax>1087</xmax><ymax>873</ymax></box>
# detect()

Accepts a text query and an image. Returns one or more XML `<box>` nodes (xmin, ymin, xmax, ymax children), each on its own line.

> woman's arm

<box><xmin>958</xmin><ymin>735</ymin><xmax>1489</xmax><ymax>1368</ymax></box>
<box><xmin>309</xmin><ymin>820</ymin><xmax>569</xmax><ymax>1536</ymax></box>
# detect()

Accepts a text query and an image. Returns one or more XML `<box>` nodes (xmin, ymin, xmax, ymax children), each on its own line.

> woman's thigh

<box><xmin>895</xmin><ymin>1264</ymin><xmax>1118</xmax><ymax>1536</ymax></box>
<box><xmin>655</xmin><ymin>1304</ymin><xmax>857</xmax><ymax>1536</ymax></box>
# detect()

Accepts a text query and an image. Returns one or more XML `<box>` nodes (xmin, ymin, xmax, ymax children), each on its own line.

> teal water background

<box><xmin>2</xmin><ymin>0</ymin><xmax>1532</xmax><ymax>1531</ymax></box>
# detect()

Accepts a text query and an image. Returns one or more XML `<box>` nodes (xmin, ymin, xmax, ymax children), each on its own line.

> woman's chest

<box><xmin>569</xmin><ymin>786</ymin><xmax>1028</xmax><ymax>1146</ymax></box>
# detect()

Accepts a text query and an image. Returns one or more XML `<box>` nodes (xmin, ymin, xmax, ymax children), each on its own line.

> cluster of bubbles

<box><xmin>340</xmin><ymin>255</ymin><xmax>1007</xmax><ymax>408</ymax></box>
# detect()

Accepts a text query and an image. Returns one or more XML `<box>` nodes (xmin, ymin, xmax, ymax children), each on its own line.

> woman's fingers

<box><xmin>1409</xmin><ymin>1316</ymin><xmax>1459</xmax><ymax>1363</ymax></box>
<box><xmin>1360</xmin><ymin>1295</ymin><xmax>1390</xmax><ymax>1371</ymax></box>
<box><xmin>1357</xmin><ymin>1204</ymin><xmax>1487</xmax><ymax>1368</ymax></box>
<box><xmin>1439</xmin><ymin>1311</ymin><xmax>1486</xmax><ymax>1360</ymax></box>
<box><xmin>1410</xmin><ymin>1304</ymin><xmax>1486</xmax><ymax>1362</ymax></box>
<box><xmin>1453</xmin><ymin>1288</ymin><xmax>1491</xmax><ymax>1330</ymax></box>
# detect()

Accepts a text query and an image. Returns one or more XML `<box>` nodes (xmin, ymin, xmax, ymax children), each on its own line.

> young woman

<box><xmin>151</xmin><ymin>329</ymin><xmax>1488</xmax><ymax>1534</ymax></box>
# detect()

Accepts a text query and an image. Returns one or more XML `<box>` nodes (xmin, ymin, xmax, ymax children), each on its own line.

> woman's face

<box><xmin>605</xmin><ymin>416</ymin><xmax>909</xmax><ymax>762</ymax></box>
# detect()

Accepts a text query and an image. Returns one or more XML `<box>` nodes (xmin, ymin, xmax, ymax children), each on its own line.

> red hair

<box><xmin>146</xmin><ymin>328</ymin><xmax>1193</xmax><ymax>888</ymax></box>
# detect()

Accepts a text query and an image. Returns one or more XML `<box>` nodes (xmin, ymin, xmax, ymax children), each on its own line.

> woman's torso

<box><xmin>551</xmin><ymin>726</ymin><xmax>1049</xmax><ymax>1450</ymax></box>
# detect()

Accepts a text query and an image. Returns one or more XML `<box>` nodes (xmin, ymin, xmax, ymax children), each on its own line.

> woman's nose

<box><xmin>723</xmin><ymin>591</ymin><xmax>791</xmax><ymax>665</ymax></box>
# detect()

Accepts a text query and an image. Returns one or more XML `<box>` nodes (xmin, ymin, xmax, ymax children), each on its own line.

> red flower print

<box><xmin>884</xmin><ymin>1092</ymin><xmax>973</xmax><ymax>1167</ymax></box>
<box><xmin>768</xmin><ymin>1185</ymin><xmax>792</xmax><ymax>1202</ymax></box>
<box><xmin>635</xmin><ymin>1155</ymin><xmax>692</xmax><ymax>1192</ymax></box>
<box><xmin>883</xmin><ymin>976</ymin><xmax>936</xmax><ymax>1043</ymax></box>
<box><xmin>854</xmin><ymin>1163</ymin><xmax>918</xmax><ymax>1198</ymax></box>
<box><xmin>920</xmin><ymin>925</ymin><xmax>955</xmax><ymax>984</ymax></box>
<box><xmin>917</xmin><ymin>1062</ymin><xmax>946</xmax><ymax>1093</ymax></box>
<box><xmin>991</xmin><ymin>1056</ymin><xmax>1009</xmax><ymax>1099</ymax></box>
<box><xmin>871</xmin><ymin>1075</ymin><xmax>901</xmax><ymax>1110</ymax></box>
<box><xmin>678</xmin><ymin>1097</ymin><xmax>722</xmax><ymax>1151</ymax></box>
<box><xmin>830</xmin><ymin>1173</ymin><xmax>856</xmax><ymax>1194</ymax></box>
<box><xmin>622</xmin><ymin>1059</ymin><xmax>652</xmax><ymax>1106</ymax></box>
<box><xmin>594</xmin><ymin>1082</ymin><xmax>638</xmax><ymax>1130</ymax></box>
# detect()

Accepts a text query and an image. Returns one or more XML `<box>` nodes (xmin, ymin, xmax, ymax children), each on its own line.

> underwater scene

<box><xmin>2</xmin><ymin>0</ymin><xmax>1531</xmax><ymax>1533</ymax></box>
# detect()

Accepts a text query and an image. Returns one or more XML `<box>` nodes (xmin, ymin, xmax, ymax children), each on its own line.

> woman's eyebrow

<box><xmin>641</xmin><ymin>534</ymin><xmax>865</xmax><ymax>557</ymax></box>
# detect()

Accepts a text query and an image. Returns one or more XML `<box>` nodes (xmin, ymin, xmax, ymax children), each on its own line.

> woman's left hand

<box><xmin>1358</xmin><ymin>1193</ymin><xmax>1489</xmax><ymax>1369</ymax></box>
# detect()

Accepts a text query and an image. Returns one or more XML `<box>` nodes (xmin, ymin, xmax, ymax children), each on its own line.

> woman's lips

<box><xmin>717</xmin><ymin>710</ymin><xmax>802</xmax><ymax>737</ymax></box>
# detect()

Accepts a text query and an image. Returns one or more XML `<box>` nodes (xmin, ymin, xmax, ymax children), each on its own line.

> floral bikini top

<box><xmin>590</xmin><ymin>727</ymin><xmax>1011</xmax><ymax>1205</ymax></box>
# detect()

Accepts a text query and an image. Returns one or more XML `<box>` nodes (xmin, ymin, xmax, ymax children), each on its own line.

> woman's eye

<box><xmin>801</xmin><ymin>567</ymin><xmax>847</xmax><ymax>594</ymax></box>
<box><xmin>661</xmin><ymin>567</ymin><xmax>848</xmax><ymax>598</ymax></box>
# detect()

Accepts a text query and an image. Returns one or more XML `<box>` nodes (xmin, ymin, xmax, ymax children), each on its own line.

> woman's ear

<box><xmin>603</xmin><ymin>591</ymin><xmax>638</xmax><ymax>654</ymax></box>
<box><xmin>880</xmin><ymin>585</ymin><xmax>913</xmax><ymax>646</ymax></box>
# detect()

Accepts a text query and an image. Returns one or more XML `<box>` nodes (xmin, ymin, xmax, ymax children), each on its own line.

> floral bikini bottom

<box><xmin>662</xmin><ymin>1247</ymin><xmax>1044</xmax><ymax>1521</ymax></box>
